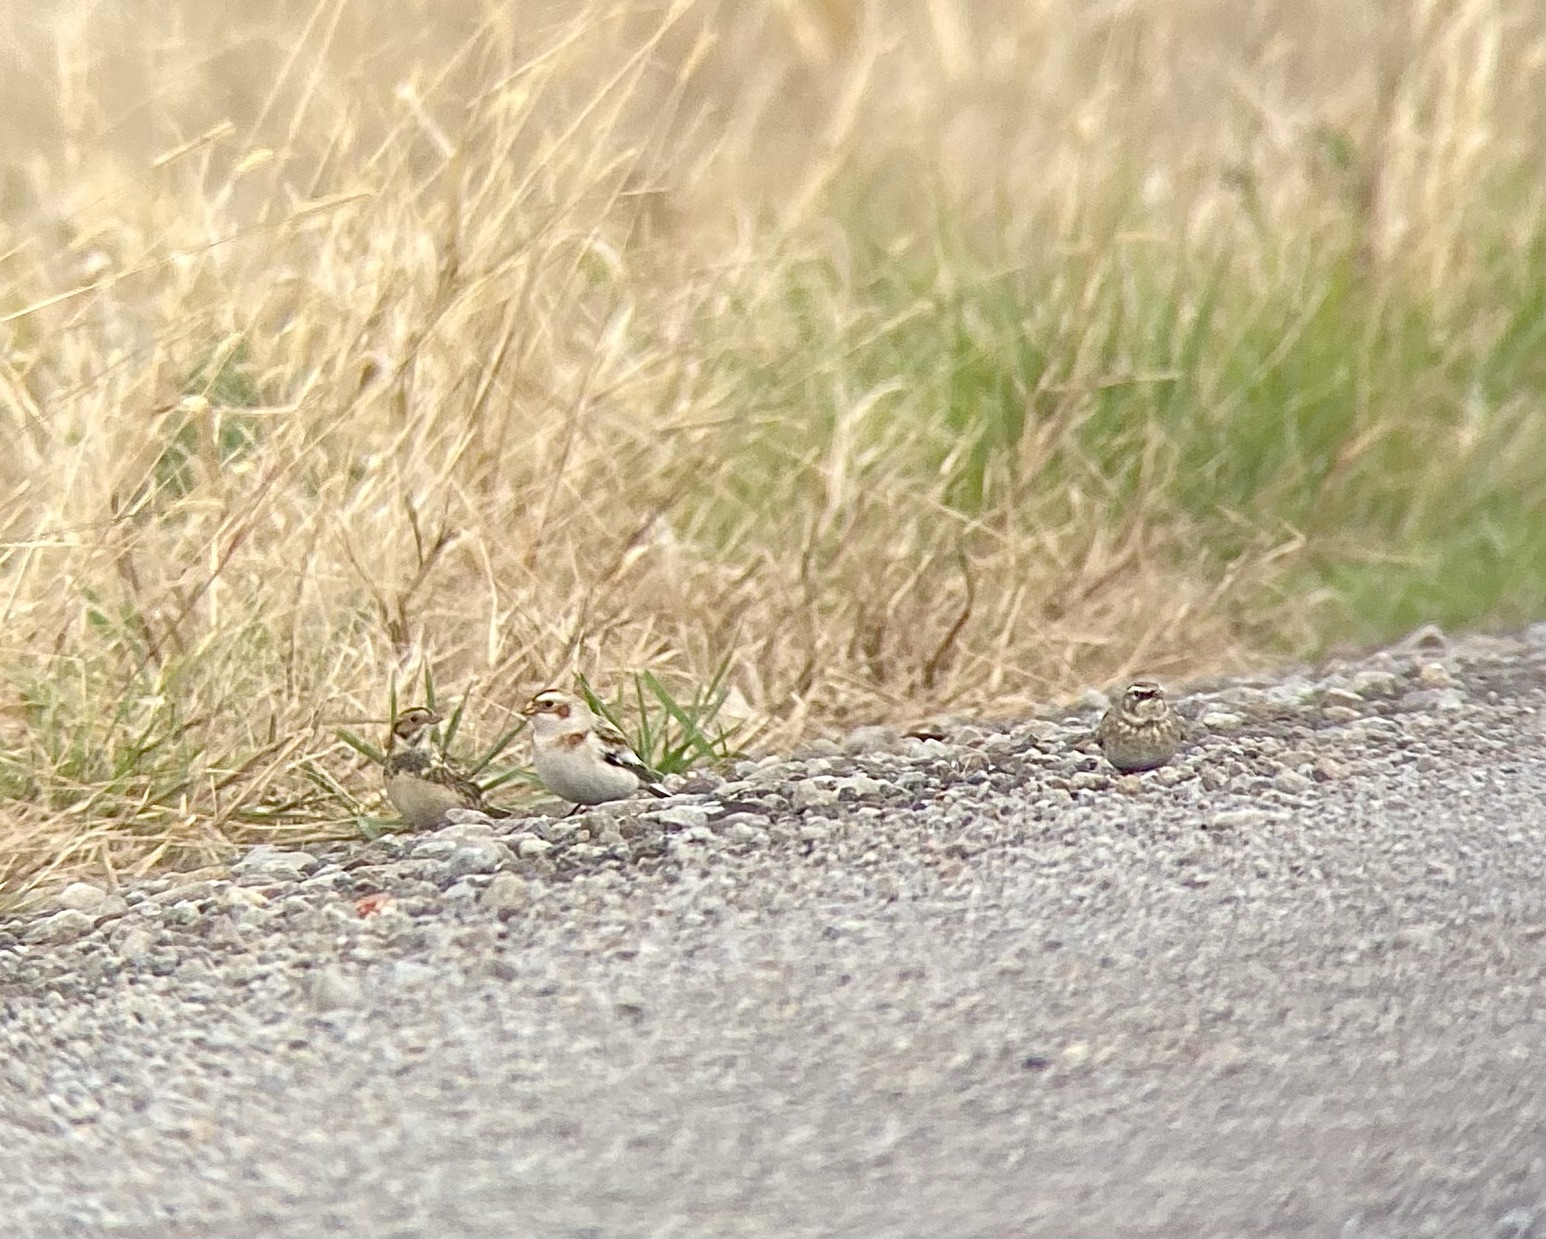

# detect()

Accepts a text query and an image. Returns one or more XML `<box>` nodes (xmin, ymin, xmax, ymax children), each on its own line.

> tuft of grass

<box><xmin>577</xmin><ymin>662</ymin><xmax>752</xmax><ymax>778</ymax></box>
<box><xmin>11</xmin><ymin>667</ymin><xmax>199</xmax><ymax>817</ymax></box>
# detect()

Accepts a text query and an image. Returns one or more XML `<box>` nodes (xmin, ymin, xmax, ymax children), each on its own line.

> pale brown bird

<box><xmin>1096</xmin><ymin>680</ymin><xmax>1185</xmax><ymax>772</ymax></box>
<box><xmin>383</xmin><ymin>706</ymin><xmax>487</xmax><ymax>828</ymax></box>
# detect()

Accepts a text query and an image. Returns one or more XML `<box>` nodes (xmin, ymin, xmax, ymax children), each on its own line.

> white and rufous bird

<box><xmin>382</xmin><ymin>706</ymin><xmax>487</xmax><ymax>828</ymax></box>
<box><xmin>1095</xmin><ymin>680</ymin><xmax>1185</xmax><ymax>772</ymax></box>
<box><xmin>520</xmin><ymin>689</ymin><xmax>669</xmax><ymax>812</ymax></box>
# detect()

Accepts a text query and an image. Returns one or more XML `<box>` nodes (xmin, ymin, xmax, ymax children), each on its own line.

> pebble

<box><xmin>1415</xmin><ymin>661</ymin><xmax>1458</xmax><ymax>688</ymax></box>
<box><xmin>480</xmin><ymin>874</ymin><xmax>531</xmax><ymax>915</ymax></box>
<box><xmin>1206</xmin><ymin>809</ymin><xmax>1271</xmax><ymax>832</ymax></box>
<box><xmin>444</xmin><ymin>841</ymin><xmax>514</xmax><ymax>877</ymax></box>
<box><xmin>792</xmin><ymin>782</ymin><xmax>839</xmax><ymax>811</ymax></box>
<box><xmin>1272</xmin><ymin>770</ymin><xmax>1314</xmax><ymax>794</ymax></box>
<box><xmin>21</xmin><ymin>909</ymin><xmax>95</xmax><ymax>943</ymax></box>
<box><xmin>1407</xmin><ymin>688</ymin><xmax>1467</xmax><ymax>712</ymax></box>
<box><xmin>115</xmin><ymin>925</ymin><xmax>153</xmax><ymax>962</ymax></box>
<box><xmin>842</xmin><ymin>725</ymin><xmax>900</xmax><ymax>754</ymax></box>
<box><xmin>1494</xmin><ymin>1207</ymin><xmax>1539</xmax><ymax>1239</ymax></box>
<box><xmin>161</xmin><ymin>901</ymin><xmax>202</xmax><ymax>927</ymax></box>
<box><xmin>724</xmin><ymin>822</ymin><xmax>769</xmax><ymax>846</ymax></box>
<box><xmin>834</xmin><ymin>775</ymin><xmax>894</xmax><ymax>801</ymax></box>
<box><xmin>1351</xmin><ymin>669</ymin><xmax>1403</xmax><ymax>698</ymax></box>
<box><xmin>651</xmin><ymin>806</ymin><xmax>713</xmax><ymax>832</ymax></box>
<box><xmin>718</xmin><ymin>811</ymin><xmax>771</xmax><ymax>831</ymax></box>
<box><xmin>54</xmin><ymin>882</ymin><xmax>109</xmax><ymax>913</ymax></box>
<box><xmin>149</xmin><ymin>881</ymin><xmax>222</xmax><ymax>905</ymax></box>
<box><xmin>1393</xmin><ymin>923</ymin><xmax>1443</xmax><ymax>951</ymax></box>
<box><xmin>443</xmin><ymin>808</ymin><xmax>495</xmax><ymax>828</ymax></box>
<box><xmin>309</xmin><ymin>967</ymin><xmax>363</xmax><ymax>1012</ymax></box>
<box><xmin>1312</xmin><ymin>757</ymin><xmax>1349</xmax><ymax>782</ymax></box>
<box><xmin>231</xmin><ymin>847</ymin><xmax>320</xmax><ymax>882</ymax></box>
<box><xmin>388</xmin><ymin>961</ymin><xmax>439</xmax><ymax>988</ymax></box>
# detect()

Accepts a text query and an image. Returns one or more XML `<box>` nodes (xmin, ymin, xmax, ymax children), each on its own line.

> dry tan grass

<box><xmin>0</xmin><ymin>0</ymin><xmax>1542</xmax><ymax>896</ymax></box>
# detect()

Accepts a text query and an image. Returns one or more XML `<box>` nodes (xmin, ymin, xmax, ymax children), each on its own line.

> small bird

<box><xmin>382</xmin><ymin>706</ymin><xmax>488</xmax><ymax>828</ymax></box>
<box><xmin>520</xmin><ymin>688</ymin><xmax>669</xmax><ymax>812</ymax></box>
<box><xmin>1096</xmin><ymin>680</ymin><xmax>1185</xmax><ymax>772</ymax></box>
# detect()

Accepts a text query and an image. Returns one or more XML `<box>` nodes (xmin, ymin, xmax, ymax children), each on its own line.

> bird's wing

<box><xmin>592</xmin><ymin>718</ymin><xmax>631</xmax><ymax>747</ymax></box>
<box><xmin>423</xmin><ymin>762</ymin><xmax>487</xmax><ymax>810</ymax></box>
<box><xmin>383</xmin><ymin>749</ymin><xmax>432</xmax><ymax>778</ymax></box>
<box><xmin>599</xmin><ymin>740</ymin><xmax>653</xmax><ymax>779</ymax></box>
<box><xmin>594</xmin><ymin>729</ymin><xmax>657</xmax><ymax>780</ymax></box>
<box><xmin>592</xmin><ymin>721</ymin><xmax>670</xmax><ymax>797</ymax></box>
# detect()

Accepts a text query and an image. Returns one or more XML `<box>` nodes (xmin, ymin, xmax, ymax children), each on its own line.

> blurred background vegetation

<box><xmin>0</xmin><ymin>0</ymin><xmax>1542</xmax><ymax>890</ymax></box>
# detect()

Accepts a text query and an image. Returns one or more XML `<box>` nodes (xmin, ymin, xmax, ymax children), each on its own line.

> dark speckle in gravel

<box><xmin>1</xmin><ymin>627</ymin><xmax>1545</xmax><ymax>1236</ymax></box>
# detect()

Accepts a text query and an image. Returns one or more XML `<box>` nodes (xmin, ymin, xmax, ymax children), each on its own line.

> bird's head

<box><xmin>392</xmin><ymin>706</ymin><xmax>443</xmax><ymax>746</ymax></box>
<box><xmin>1121</xmin><ymin>680</ymin><xmax>1167</xmax><ymax>720</ymax></box>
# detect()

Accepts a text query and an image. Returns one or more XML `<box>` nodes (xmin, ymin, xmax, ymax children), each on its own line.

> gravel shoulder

<box><xmin>3</xmin><ymin>627</ymin><xmax>1545</xmax><ymax>1237</ymax></box>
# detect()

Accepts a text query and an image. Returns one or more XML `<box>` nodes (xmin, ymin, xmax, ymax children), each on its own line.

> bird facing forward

<box><xmin>383</xmin><ymin>706</ymin><xmax>487</xmax><ymax>829</ymax></box>
<box><xmin>1096</xmin><ymin>680</ymin><xmax>1185</xmax><ymax>772</ymax></box>
<box><xmin>520</xmin><ymin>689</ymin><xmax>669</xmax><ymax>811</ymax></box>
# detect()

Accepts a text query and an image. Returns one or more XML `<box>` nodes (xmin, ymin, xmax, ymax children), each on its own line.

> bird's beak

<box><xmin>519</xmin><ymin>701</ymin><xmax>538</xmax><ymax>718</ymax></box>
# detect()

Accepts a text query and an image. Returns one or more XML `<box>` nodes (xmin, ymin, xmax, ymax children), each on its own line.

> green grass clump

<box><xmin>689</xmin><ymin>213</ymin><xmax>1546</xmax><ymax>658</ymax></box>
<box><xmin>578</xmin><ymin>664</ymin><xmax>751</xmax><ymax>778</ymax></box>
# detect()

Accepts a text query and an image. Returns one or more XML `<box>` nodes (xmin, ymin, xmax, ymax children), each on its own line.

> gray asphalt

<box><xmin>2</xmin><ymin>629</ymin><xmax>1544</xmax><ymax>1237</ymax></box>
